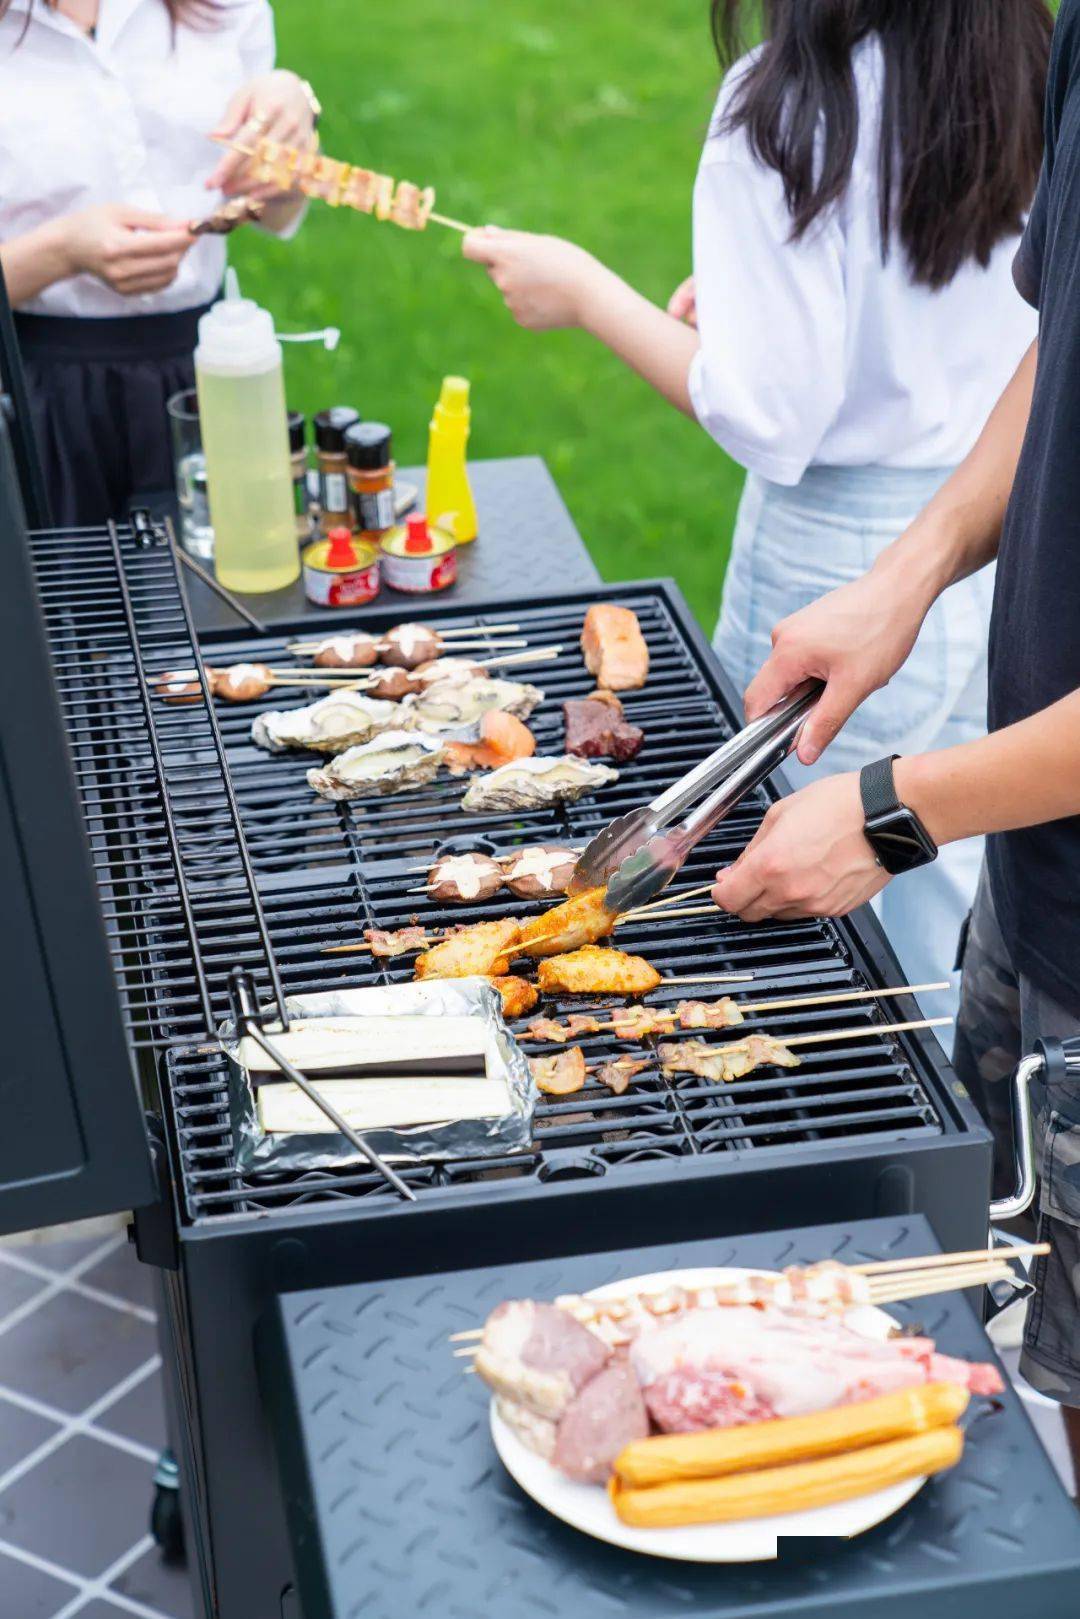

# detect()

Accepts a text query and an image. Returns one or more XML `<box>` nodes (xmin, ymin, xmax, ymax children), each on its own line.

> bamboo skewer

<box><xmin>659</xmin><ymin>974</ymin><xmax>756</xmax><ymax>985</ymax></box>
<box><xmin>778</xmin><ymin>1015</ymin><xmax>951</xmax><ymax>1049</ymax></box>
<box><xmin>625</xmin><ymin>882</ymin><xmax>720</xmax><ymax>915</ymax></box>
<box><xmin>849</xmin><ymin>1241</ymin><xmax>1048</xmax><ymax>1276</ymax></box>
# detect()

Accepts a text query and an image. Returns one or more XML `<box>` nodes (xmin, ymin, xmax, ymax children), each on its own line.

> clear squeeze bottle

<box><xmin>425</xmin><ymin>375</ymin><xmax>477</xmax><ymax>543</ymax></box>
<box><xmin>194</xmin><ymin>272</ymin><xmax>300</xmax><ymax>593</ymax></box>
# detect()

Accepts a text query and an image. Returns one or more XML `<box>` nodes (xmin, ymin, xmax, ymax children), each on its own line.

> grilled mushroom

<box><xmin>427</xmin><ymin>852</ymin><xmax>504</xmax><ymax>904</ymax></box>
<box><xmin>381</xmin><ymin>623</ymin><xmax>443</xmax><ymax>668</ymax></box>
<box><xmin>500</xmin><ymin>845</ymin><xmax>578</xmax><ymax>900</ymax></box>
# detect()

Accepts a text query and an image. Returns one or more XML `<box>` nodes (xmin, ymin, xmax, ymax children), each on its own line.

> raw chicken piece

<box><xmin>537</xmin><ymin>945</ymin><xmax>661</xmax><ymax>997</ymax></box>
<box><xmin>630</xmin><ymin>1306</ymin><xmax>1002</xmax><ymax>1434</ymax></box>
<box><xmin>676</xmin><ymin>998</ymin><xmax>744</xmax><ymax>1030</ymax></box>
<box><xmin>580</xmin><ymin>604</ymin><xmax>649</xmax><ymax>691</ymax></box>
<box><xmin>413</xmin><ymin>918</ymin><xmax>522</xmax><ymax>980</ymax></box>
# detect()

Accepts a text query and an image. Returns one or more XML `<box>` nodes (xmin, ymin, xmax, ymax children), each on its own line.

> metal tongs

<box><xmin>227</xmin><ymin>968</ymin><xmax>416</xmax><ymax>1202</ymax></box>
<box><xmin>569</xmin><ymin>680</ymin><xmax>823</xmax><ymax>913</ymax></box>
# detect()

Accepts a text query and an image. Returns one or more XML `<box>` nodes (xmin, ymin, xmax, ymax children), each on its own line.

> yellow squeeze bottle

<box><xmin>194</xmin><ymin>272</ymin><xmax>300</xmax><ymax>593</ymax></box>
<box><xmin>425</xmin><ymin>375</ymin><xmax>477</xmax><ymax>543</ymax></box>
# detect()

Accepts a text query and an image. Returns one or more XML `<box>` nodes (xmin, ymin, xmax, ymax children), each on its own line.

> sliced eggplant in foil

<box><xmin>307</xmin><ymin>731</ymin><xmax>445</xmax><ymax>801</ymax></box>
<box><xmin>461</xmin><ymin>755</ymin><xmax>618</xmax><ymax>815</ymax></box>
<box><xmin>403</xmin><ymin>677</ymin><xmax>543</xmax><ymax>735</ymax></box>
<box><xmin>251</xmin><ymin>690</ymin><xmax>398</xmax><ymax>754</ymax></box>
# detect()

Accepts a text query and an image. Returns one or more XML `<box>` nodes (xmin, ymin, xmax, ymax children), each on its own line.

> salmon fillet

<box><xmin>581</xmin><ymin>604</ymin><xmax>649</xmax><ymax>691</ymax></box>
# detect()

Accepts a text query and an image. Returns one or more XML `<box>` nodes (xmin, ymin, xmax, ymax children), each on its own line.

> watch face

<box><xmin>865</xmin><ymin>808</ymin><xmax>938</xmax><ymax>875</ymax></box>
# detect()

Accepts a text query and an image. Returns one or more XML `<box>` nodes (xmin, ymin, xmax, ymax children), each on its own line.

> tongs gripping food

<box><xmin>571</xmin><ymin>681</ymin><xmax>823</xmax><ymax>914</ymax></box>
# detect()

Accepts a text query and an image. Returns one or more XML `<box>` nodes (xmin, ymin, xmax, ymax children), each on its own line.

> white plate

<box><xmin>489</xmin><ymin>1266</ymin><xmax>927</xmax><ymax>1562</ymax></box>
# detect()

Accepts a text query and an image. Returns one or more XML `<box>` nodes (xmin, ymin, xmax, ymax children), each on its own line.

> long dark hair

<box><xmin>1</xmin><ymin>0</ymin><xmax>218</xmax><ymax>32</ymax></box>
<box><xmin>711</xmin><ymin>1</ymin><xmax>1052</xmax><ymax>288</ymax></box>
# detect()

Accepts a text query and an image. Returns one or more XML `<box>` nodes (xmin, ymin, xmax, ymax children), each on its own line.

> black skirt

<box><xmin>14</xmin><ymin>302</ymin><xmax>213</xmax><ymax>529</ymax></box>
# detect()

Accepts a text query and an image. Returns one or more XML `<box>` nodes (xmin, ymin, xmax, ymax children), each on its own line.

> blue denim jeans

<box><xmin>714</xmin><ymin>465</ymin><xmax>995</xmax><ymax>1023</ymax></box>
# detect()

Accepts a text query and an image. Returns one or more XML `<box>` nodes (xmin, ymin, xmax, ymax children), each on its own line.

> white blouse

<box><xmin>688</xmin><ymin>39</ymin><xmax>1038</xmax><ymax>484</ymax></box>
<box><xmin>0</xmin><ymin>0</ymin><xmax>276</xmax><ymax>317</ymax></box>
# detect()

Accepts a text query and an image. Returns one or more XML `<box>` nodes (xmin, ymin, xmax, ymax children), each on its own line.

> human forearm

<box><xmin>256</xmin><ymin>192</ymin><xmax>306</xmax><ymax>236</ymax></box>
<box><xmin>898</xmin><ymin>690</ymin><xmax>1080</xmax><ymax>845</ymax></box>
<box><xmin>870</xmin><ymin>340</ymin><xmax>1038</xmax><ymax>612</ymax></box>
<box><xmin>0</xmin><ymin>218</ymin><xmax>74</xmax><ymax>305</ymax></box>
<box><xmin>578</xmin><ymin>263</ymin><xmax>699</xmax><ymax>416</ymax></box>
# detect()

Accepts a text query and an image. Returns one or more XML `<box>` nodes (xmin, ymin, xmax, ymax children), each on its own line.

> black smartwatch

<box><xmin>859</xmin><ymin>756</ymin><xmax>938</xmax><ymax>875</ymax></box>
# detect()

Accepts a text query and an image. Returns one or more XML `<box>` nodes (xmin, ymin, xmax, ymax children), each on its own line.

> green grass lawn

<box><xmin>231</xmin><ymin>0</ymin><xmax>743</xmax><ymax>626</ymax></box>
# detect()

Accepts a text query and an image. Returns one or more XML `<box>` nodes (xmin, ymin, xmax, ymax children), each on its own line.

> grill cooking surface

<box><xmin>31</xmin><ymin>523</ymin><xmax>942</xmax><ymax>1225</ymax></box>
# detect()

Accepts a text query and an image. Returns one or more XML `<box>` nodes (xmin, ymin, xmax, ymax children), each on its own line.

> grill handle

<box><xmin>988</xmin><ymin>1053</ymin><xmax>1039</xmax><ymax>1223</ymax></box>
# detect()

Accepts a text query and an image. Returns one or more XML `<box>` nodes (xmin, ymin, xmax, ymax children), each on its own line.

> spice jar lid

<box><xmin>314</xmin><ymin>407</ymin><xmax>361</xmax><ymax>452</ymax></box>
<box><xmin>287</xmin><ymin>410</ymin><xmax>306</xmax><ymax>453</ymax></box>
<box><xmin>345</xmin><ymin>421</ymin><xmax>393</xmax><ymax>470</ymax></box>
<box><xmin>326</xmin><ymin>526</ymin><xmax>358</xmax><ymax>567</ymax></box>
<box><xmin>404</xmin><ymin>513</ymin><xmax>433</xmax><ymax>554</ymax></box>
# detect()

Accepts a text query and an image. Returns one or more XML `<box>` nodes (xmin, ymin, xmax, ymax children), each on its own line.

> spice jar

<box><xmin>287</xmin><ymin>410</ymin><xmax>312</xmax><ymax>543</ymax></box>
<box><xmin>313</xmin><ymin>407</ymin><xmax>360</xmax><ymax>534</ymax></box>
<box><xmin>345</xmin><ymin>420</ymin><xmax>396</xmax><ymax>535</ymax></box>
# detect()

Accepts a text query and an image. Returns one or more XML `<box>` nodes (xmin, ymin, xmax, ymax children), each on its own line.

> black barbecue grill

<box><xmin>0</xmin><ymin>389</ymin><xmax>1027</xmax><ymax>1618</ymax></box>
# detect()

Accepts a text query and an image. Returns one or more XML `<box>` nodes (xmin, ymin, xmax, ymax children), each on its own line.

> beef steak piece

<box><xmin>563</xmin><ymin>696</ymin><xmax>644</xmax><ymax>762</ymax></box>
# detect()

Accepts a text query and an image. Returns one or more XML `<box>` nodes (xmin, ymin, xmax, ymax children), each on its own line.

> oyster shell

<box><xmin>307</xmin><ymin>731</ymin><xmax>445</xmax><ymax>801</ymax></box>
<box><xmin>403</xmin><ymin>677</ymin><xmax>543</xmax><ymax>735</ymax></box>
<box><xmin>251</xmin><ymin>691</ymin><xmax>398</xmax><ymax>754</ymax></box>
<box><xmin>461</xmin><ymin>755</ymin><xmax>618</xmax><ymax>814</ymax></box>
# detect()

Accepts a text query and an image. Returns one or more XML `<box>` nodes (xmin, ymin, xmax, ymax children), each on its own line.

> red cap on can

<box><xmin>326</xmin><ymin>527</ymin><xmax>358</xmax><ymax>567</ymax></box>
<box><xmin>404</xmin><ymin>514</ymin><xmax>433</xmax><ymax>555</ymax></box>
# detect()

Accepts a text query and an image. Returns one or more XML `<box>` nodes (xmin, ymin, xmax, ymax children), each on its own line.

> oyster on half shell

<box><xmin>461</xmin><ymin>755</ymin><xmax>618</xmax><ymax>815</ymax></box>
<box><xmin>251</xmin><ymin>691</ymin><xmax>398</xmax><ymax>754</ymax></box>
<box><xmin>402</xmin><ymin>677</ymin><xmax>543</xmax><ymax>736</ymax></box>
<box><xmin>307</xmin><ymin>731</ymin><xmax>445</xmax><ymax>801</ymax></box>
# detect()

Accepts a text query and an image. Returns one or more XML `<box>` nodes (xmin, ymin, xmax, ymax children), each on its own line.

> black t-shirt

<box><xmin>986</xmin><ymin>0</ymin><xmax>1080</xmax><ymax>1015</ymax></box>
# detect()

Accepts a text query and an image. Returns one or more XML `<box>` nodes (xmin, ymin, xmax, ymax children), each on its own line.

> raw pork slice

<box><xmin>476</xmin><ymin>1301</ymin><xmax>611</xmax><ymax>1419</ymax></box>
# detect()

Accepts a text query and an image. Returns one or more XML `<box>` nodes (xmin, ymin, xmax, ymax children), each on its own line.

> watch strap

<box><xmin>860</xmin><ymin>755</ymin><xmax>901</xmax><ymax>822</ymax></box>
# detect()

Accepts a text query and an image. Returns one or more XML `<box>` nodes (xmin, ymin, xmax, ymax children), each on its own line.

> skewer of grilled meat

<box><xmin>517</xmin><ymin>888</ymin><xmax>618</xmax><ymax>958</ymax></box>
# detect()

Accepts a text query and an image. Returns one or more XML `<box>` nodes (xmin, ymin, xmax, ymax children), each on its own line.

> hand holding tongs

<box><xmin>568</xmin><ymin>681</ymin><xmax>823</xmax><ymax>914</ymax></box>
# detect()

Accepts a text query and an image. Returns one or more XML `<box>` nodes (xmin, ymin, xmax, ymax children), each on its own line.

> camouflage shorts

<box><xmin>954</xmin><ymin>864</ymin><xmax>1080</xmax><ymax>1407</ymax></box>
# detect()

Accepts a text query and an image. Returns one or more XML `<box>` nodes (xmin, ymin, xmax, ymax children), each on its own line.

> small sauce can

<box><xmin>302</xmin><ymin>527</ymin><xmax>381</xmax><ymax>607</ymax></box>
<box><xmin>380</xmin><ymin>512</ymin><xmax>457</xmax><ymax>594</ymax></box>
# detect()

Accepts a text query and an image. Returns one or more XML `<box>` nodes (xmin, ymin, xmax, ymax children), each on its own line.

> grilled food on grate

<box><xmin>414</xmin><ymin>918</ymin><xmax>523</xmax><ymax>980</ymax></box>
<box><xmin>443</xmin><ymin>712</ymin><xmax>536</xmax><ymax>775</ymax></box>
<box><xmin>658</xmin><ymin>1034</ymin><xmax>799</xmax><ymax>1082</ymax></box>
<box><xmin>564</xmin><ymin>691</ymin><xmax>644</xmax><ymax>762</ymax></box>
<box><xmin>252</xmin><ymin>690</ymin><xmax>398</xmax><ymax>753</ymax></box>
<box><xmin>581</xmin><ymin>604</ymin><xmax>649</xmax><ymax>691</ymax></box>
<box><xmin>307</xmin><ymin>733</ymin><xmax>445</xmax><ymax>799</ymax></box>
<box><xmin>536</xmin><ymin>945</ymin><xmax>662</xmax><ymax>997</ymax></box>
<box><xmin>461</xmin><ymin>756</ymin><xmax>618</xmax><ymax>815</ymax></box>
<box><xmin>518</xmin><ymin>889</ymin><xmax>618</xmax><ymax>958</ymax></box>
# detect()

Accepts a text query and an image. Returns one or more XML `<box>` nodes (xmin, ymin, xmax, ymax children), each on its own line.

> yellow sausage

<box><xmin>609</xmin><ymin>1426</ymin><xmax>964</xmax><ymax>1528</ymax></box>
<box><xmin>614</xmin><ymin>1383</ymin><xmax>969</xmax><ymax>1489</ymax></box>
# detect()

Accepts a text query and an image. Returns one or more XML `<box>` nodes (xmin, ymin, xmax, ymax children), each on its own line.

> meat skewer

<box><xmin>155</xmin><ymin>663</ymin><xmax>374</xmax><ymax>703</ymax></box>
<box><xmin>522</xmin><ymin>981</ymin><xmax>951</xmax><ymax>1042</ymax></box>
<box><xmin>213</xmin><ymin>135</ymin><xmax>476</xmax><ymax>232</ymax></box>
<box><xmin>285</xmin><ymin>622</ymin><xmax>523</xmax><ymax>665</ymax></box>
<box><xmin>452</xmin><ymin>1245</ymin><xmax>1045</xmax><ymax>1341</ymax></box>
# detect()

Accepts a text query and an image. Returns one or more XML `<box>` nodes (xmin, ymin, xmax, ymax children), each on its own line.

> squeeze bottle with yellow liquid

<box><xmin>194</xmin><ymin>271</ymin><xmax>300</xmax><ymax>593</ymax></box>
<box><xmin>425</xmin><ymin>375</ymin><xmax>477</xmax><ymax>543</ymax></box>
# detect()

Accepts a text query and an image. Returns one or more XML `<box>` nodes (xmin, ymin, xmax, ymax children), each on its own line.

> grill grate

<box><xmin>30</xmin><ymin>524</ymin><xmax>943</xmax><ymax>1225</ymax></box>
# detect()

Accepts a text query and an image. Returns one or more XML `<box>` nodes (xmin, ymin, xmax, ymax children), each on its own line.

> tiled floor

<box><xmin>0</xmin><ymin>1223</ymin><xmax>193</xmax><ymax>1619</ymax></box>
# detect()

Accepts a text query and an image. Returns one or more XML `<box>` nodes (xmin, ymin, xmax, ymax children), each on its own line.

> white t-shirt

<box><xmin>687</xmin><ymin>39</ymin><xmax>1038</xmax><ymax>484</ymax></box>
<box><xmin>0</xmin><ymin>0</ymin><xmax>278</xmax><ymax>317</ymax></box>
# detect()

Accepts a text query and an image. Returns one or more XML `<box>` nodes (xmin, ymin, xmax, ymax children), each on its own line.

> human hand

<box><xmin>206</xmin><ymin>71</ymin><xmax>317</xmax><ymax>199</ymax></box>
<box><xmin>462</xmin><ymin>226</ymin><xmax>605</xmax><ymax>330</ymax></box>
<box><xmin>667</xmin><ymin>275</ymin><xmax>697</xmax><ymax>327</ymax></box>
<box><xmin>711</xmin><ymin>772</ymin><xmax>890</xmax><ymax>923</ymax></box>
<box><xmin>61</xmin><ymin>204</ymin><xmax>194</xmax><ymax>295</ymax></box>
<box><xmin>744</xmin><ymin>569</ymin><xmax>927</xmax><ymax>765</ymax></box>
